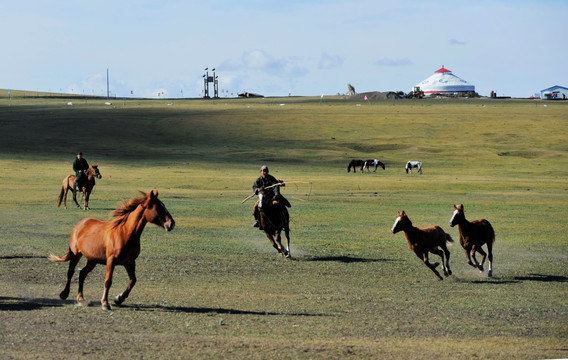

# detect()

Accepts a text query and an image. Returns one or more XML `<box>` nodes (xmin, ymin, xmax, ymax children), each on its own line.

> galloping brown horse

<box><xmin>449</xmin><ymin>204</ymin><xmax>495</xmax><ymax>277</ymax></box>
<box><xmin>57</xmin><ymin>164</ymin><xmax>102</xmax><ymax>210</ymax></box>
<box><xmin>257</xmin><ymin>186</ymin><xmax>291</xmax><ymax>258</ymax></box>
<box><xmin>391</xmin><ymin>211</ymin><xmax>453</xmax><ymax>280</ymax></box>
<box><xmin>49</xmin><ymin>190</ymin><xmax>175</xmax><ymax>310</ymax></box>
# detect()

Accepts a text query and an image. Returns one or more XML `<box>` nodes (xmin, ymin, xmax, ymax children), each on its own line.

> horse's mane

<box><xmin>109</xmin><ymin>192</ymin><xmax>148</xmax><ymax>229</ymax></box>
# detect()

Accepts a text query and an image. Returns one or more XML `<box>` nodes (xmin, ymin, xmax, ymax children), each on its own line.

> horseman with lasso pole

<box><xmin>72</xmin><ymin>152</ymin><xmax>89</xmax><ymax>191</ymax></box>
<box><xmin>252</xmin><ymin>165</ymin><xmax>291</xmax><ymax>229</ymax></box>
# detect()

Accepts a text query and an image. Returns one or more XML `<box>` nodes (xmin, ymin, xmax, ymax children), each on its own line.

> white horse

<box><xmin>405</xmin><ymin>161</ymin><xmax>422</xmax><ymax>174</ymax></box>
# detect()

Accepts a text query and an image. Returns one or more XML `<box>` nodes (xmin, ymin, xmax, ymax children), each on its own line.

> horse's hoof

<box><xmin>447</xmin><ymin>269</ymin><xmax>452</xmax><ymax>276</ymax></box>
<box><xmin>488</xmin><ymin>270</ymin><xmax>493</xmax><ymax>277</ymax></box>
<box><xmin>478</xmin><ymin>265</ymin><xmax>484</xmax><ymax>272</ymax></box>
<box><xmin>433</xmin><ymin>262</ymin><xmax>440</xmax><ymax>268</ymax></box>
<box><xmin>102</xmin><ymin>304</ymin><xmax>111</xmax><ymax>311</ymax></box>
<box><xmin>59</xmin><ymin>290</ymin><xmax>69</xmax><ymax>300</ymax></box>
<box><xmin>114</xmin><ymin>295</ymin><xmax>124</xmax><ymax>305</ymax></box>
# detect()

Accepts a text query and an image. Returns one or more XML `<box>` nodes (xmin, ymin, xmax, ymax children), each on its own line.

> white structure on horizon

<box><xmin>415</xmin><ymin>66</ymin><xmax>475</xmax><ymax>96</ymax></box>
<box><xmin>540</xmin><ymin>85</ymin><xmax>568</xmax><ymax>100</ymax></box>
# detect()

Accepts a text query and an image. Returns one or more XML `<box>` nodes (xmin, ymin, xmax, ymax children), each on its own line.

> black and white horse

<box><xmin>405</xmin><ymin>161</ymin><xmax>422</xmax><ymax>174</ymax></box>
<box><xmin>348</xmin><ymin>159</ymin><xmax>385</xmax><ymax>173</ymax></box>
<box><xmin>364</xmin><ymin>159</ymin><xmax>385</xmax><ymax>172</ymax></box>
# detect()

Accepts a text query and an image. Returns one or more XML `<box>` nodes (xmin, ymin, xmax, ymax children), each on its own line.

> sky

<box><xmin>2</xmin><ymin>0</ymin><xmax>567</xmax><ymax>98</ymax></box>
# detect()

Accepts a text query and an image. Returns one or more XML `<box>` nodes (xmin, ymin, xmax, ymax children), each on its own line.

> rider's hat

<box><xmin>260</xmin><ymin>165</ymin><xmax>269</xmax><ymax>172</ymax></box>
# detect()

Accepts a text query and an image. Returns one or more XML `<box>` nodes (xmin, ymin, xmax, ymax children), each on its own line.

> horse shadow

<box><xmin>0</xmin><ymin>255</ymin><xmax>46</xmax><ymax>260</ymax></box>
<box><xmin>305</xmin><ymin>255</ymin><xmax>396</xmax><ymax>264</ymax></box>
<box><xmin>513</xmin><ymin>273</ymin><xmax>568</xmax><ymax>283</ymax></box>
<box><xmin>0</xmin><ymin>296</ymin><xmax>75</xmax><ymax>311</ymax></box>
<box><xmin>453</xmin><ymin>273</ymin><xmax>567</xmax><ymax>284</ymax></box>
<box><xmin>119</xmin><ymin>303</ymin><xmax>332</xmax><ymax>317</ymax></box>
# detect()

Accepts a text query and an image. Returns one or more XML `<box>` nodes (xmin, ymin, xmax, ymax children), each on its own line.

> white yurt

<box><xmin>415</xmin><ymin>66</ymin><xmax>475</xmax><ymax>96</ymax></box>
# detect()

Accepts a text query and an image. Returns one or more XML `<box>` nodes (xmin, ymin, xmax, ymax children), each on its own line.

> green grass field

<box><xmin>0</xmin><ymin>95</ymin><xmax>567</xmax><ymax>359</ymax></box>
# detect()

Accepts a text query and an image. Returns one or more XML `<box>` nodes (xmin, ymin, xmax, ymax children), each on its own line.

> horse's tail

<box><xmin>487</xmin><ymin>220</ymin><xmax>496</xmax><ymax>245</ymax></box>
<box><xmin>445</xmin><ymin>232</ymin><xmax>454</xmax><ymax>244</ymax></box>
<box><xmin>56</xmin><ymin>186</ymin><xmax>65</xmax><ymax>208</ymax></box>
<box><xmin>48</xmin><ymin>250</ymin><xmax>70</xmax><ymax>262</ymax></box>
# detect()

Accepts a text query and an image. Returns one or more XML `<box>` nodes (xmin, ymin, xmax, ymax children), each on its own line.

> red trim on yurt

<box><xmin>435</xmin><ymin>66</ymin><xmax>451</xmax><ymax>73</ymax></box>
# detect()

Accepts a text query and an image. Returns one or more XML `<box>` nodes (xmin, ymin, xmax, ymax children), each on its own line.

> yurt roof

<box><xmin>416</xmin><ymin>66</ymin><xmax>475</xmax><ymax>94</ymax></box>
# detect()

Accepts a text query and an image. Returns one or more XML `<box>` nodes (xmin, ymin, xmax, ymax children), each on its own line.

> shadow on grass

<box><xmin>453</xmin><ymin>273</ymin><xmax>568</xmax><ymax>284</ymax></box>
<box><xmin>0</xmin><ymin>255</ymin><xmax>46</xmax><ymax>260</ymax></box>
<box><xmin>513</xmin><ymin>273</ymin><xmax>568</xmax><ymax>283</ymax></box>
<box><xmin>453</xmin><ymin>277</ymin><xmax>520</xmax><ymax>284</ymax></box>
<box><xmin>305</xmin><ymin>256</ymin><xmax>395</xmax><ymax>263</ymax></box>
<box><xmin>120</xmin><ymin>303</ymin><xmax>333</xmax><ymax>317</ymax></box>
<box><xmin>0</xmin><ymin>296</ymin><xmax>75</xmax><ymax>311</ymax></box>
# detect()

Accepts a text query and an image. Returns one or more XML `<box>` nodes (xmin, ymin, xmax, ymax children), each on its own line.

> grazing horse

<box><xmin>57</xmin><ymin>164</ymin><xmax>102</xmax><ymax>210</ymax></box>
<box><xmin>364</xmin><ymin>159</ymin><xmax>386</xmax><ymax>172</ymax></box>
<box><xmin>449</xmin><ymin>204</ymin><xmax>495</xmax><ymax>277</ymax></box>
<box><xmin>405</xmin><ymin>161</ymin><xmax>422</xmax><ymax>174</ymax></box>
<box><xmin>49</xmin><ymin>190</ymin><xmax>175</xmax><ymax>310</ymax></box>
<box><xmin>347</xmin><ymin>159</ymin><xmax>365</xmax><ymax>173</ymax></box>
<box><xmin>391</xmin><ymin>211</ymin><xmax>453</xmax><ymax>280</ymax></box>
<box><xmin>257</xmin><ymin>186</ymin><xmax>291</xmax><ymax>258</ymax></box>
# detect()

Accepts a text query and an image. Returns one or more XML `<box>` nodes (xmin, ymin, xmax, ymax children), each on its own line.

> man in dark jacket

<box><xmin>72</xmin><ymin>152</ymin><xmax>89</xmax><ymax>191</ymax></box>
<box><xmin>252</xmin><ymin>165</ymin><xmax>290</xmax><ymax>228</ymax></box>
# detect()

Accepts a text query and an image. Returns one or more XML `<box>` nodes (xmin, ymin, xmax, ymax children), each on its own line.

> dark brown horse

<box><xmin>391</xmin><ymin>211</ymin><xmax>453</xmax><ymax>280</ymax></box>
<box><xmin>347</xmin><ymin>159</ymin><xmax>365</xmax><ymax>173</ymax></box>
<box><xmin>57</xmin><ymin>164</ymin><xmax>102</xmax><ymax>210</ymax></box>
<box><xmin>257</xmin><ymin>186</ymin><xmax>291</xmax><ymax>258</ymax></box>
<box><xmin>49</xmin><ymin>190</ymin><xmax>175</xmax><ymax>310</ymax></box>
<box><xmin>449</xmin><ymin>204</ymin><xmax>495</xmax><ymax>277</ymax></box>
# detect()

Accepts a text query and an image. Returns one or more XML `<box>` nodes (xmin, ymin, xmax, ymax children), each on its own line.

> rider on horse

<box><xmin>252</xmin><ymin>165</ymin><xmax>291</xmax><ymax>228</ymax></box>
<box><xmin>73</xmin><ymin>152</ymin><xmax>89</xmax><ymax>191</ymax></box>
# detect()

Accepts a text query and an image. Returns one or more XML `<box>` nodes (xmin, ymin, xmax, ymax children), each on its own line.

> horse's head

<box><xmin>378</xmin><ymin>161</ymin><xmax>385</xmax><ymax>170</ymax></box>
<box><xmin>143</xmin><ymin>190</ymin><xmax>175</xmax><ymax>232</ymax></box>
<box><xmin>449</xmin><ymin>204</ymin><xmax>465</xmax><ymax>227</ymax></box>
<box><xmin>257</xmin><ymin>186</ymin><xmax>271</xmax><ymax>211</ymax></box>
<box><xmin>89</xmin><ymin>164</ymin><xmax>102</xmax><ymax>179</ymax></box>
<box><xmin>391</xmin><ymin>211</ymin><xmax>411</xmax><ymax>234</ymax></box>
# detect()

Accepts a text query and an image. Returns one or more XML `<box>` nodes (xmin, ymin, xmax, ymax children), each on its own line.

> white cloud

<box><xmin>318</xmin><ymin>53</ymin><xmax>344</xmax><ymax>70</ymax></box>
<box><xmin>449</xmin><ymin>39</ymin><xmax>467</xmax><ymax>46</ymax></box>
<box><xmin>375</xmin><ymin>58</ymin><xmax>413</xmax><ymax>67</ymax></box>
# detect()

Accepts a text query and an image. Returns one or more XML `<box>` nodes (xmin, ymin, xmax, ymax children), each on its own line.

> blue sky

<box><xmin>2</xmin><ymin>1</ymin><xmax>567</xmax><ymax>98</ymax></box>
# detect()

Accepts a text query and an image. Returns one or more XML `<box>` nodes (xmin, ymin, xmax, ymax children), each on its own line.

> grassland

<box><xmin>0</xmin><ymin>95</ymin><xmax>567</xmax><ymax>359</ymax></box>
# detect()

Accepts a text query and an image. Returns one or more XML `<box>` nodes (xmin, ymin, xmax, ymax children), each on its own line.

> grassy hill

<box><xmin>0</xmin><ymin>95</ymin><xmax>567</xmax><ymax>359</ymax></box>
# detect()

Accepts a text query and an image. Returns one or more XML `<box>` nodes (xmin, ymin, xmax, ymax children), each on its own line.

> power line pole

<box><xmin>106</xmin><ymin>68</ymin><xmax>110</xmax><ymax>98</ymax></box>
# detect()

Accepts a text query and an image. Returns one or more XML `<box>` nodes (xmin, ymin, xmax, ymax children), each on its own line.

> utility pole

<box><xmin>106</xmin><ymin>68</ymin><xmax>110</xmax><ymax>98</ymax></box>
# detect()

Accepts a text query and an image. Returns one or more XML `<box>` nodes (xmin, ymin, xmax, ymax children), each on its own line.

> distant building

<box><xmin>415</xmin><ymin>66</ymin><xmax>475</xmax><ymax>96</ymax></box>
<box><xmin>540</xmin><ymin>85</ymin><xmax>568</xmax><ymax>100</ymax></box>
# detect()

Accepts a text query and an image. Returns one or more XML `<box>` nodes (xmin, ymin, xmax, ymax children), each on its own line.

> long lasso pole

<box><xmin>240</xmin><ymin>181</ymin><xmax>312</xmax><ymax>204</ymax></box>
